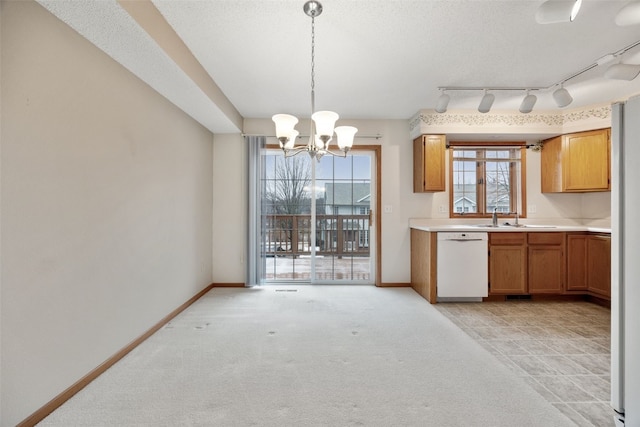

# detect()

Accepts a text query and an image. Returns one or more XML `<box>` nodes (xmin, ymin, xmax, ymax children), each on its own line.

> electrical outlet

<box><xmin>528</xmin><ymin>204</ymin><xmax>537</xmax><ymax>214</ymax></box>
<box><xmin>439</xmin><ymin>205</ymin><xmax>447</xmax><ymax>213</ymax></box>
<box><xmin>384</xmin><ymin>205</ymin><xmax>393</xmax><ymax>214</ymax></box>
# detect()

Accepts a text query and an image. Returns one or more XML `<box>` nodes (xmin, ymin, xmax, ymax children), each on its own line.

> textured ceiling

<box><xmin>37</xmin><ymin>0</ymin><xmax>640</xmax><ymax>133</ymax></box>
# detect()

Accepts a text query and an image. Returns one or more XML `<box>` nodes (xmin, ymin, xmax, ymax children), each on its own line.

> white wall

<box><xmin>0</xmin><ymin>2</ymin><xmax>213</xmax><ymax>425</ymax></box>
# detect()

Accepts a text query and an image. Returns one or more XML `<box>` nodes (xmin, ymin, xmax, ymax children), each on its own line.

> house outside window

<box><xmin>449</xmin><ymin>142</ymin><xmax>527</xmax><ymax>219</ymax></box>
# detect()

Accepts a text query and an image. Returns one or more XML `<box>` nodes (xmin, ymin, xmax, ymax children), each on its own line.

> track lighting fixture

<box><xmin>435</xmin><ymin>90</ymin><xmax>450</xmax><ymax>113</ymax></box>
<box><xmin>519</xmin><ymin>91</ymin><xmax>537</xmax><ymax>114</ymax></box>
<box><xmin>553</xmin><ymin>84</ymin><xmax>573</xmax><ymax>108</ymax></box>
<box><xmin>478</xmin><ymin>90</ymin><xmax>495</xmax><ymax>113</ymax></box>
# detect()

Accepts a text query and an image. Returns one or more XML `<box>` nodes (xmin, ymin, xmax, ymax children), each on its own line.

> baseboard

<box><xmin>17</xmin><ymin>283</ymin><xmax>216</xmax><ymax>427</ymax></box>
<box><xmin>211</xmin><ymin>282</ymin><xmax>246</xmax><ymax>287</ymax></box>
<box><xmin>378</xmin><ymin>282</ymin><xmax>411</xmax><ymax>287</ymax></box>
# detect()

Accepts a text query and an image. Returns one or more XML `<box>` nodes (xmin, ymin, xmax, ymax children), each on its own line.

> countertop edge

<box><xmin>410</xmin><ymin>224</ymin><xmax>611</xmax><ymax>233</ymax></box>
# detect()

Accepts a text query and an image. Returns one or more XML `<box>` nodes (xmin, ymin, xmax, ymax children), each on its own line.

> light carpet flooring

<box><xmin>39</xmin><ymin>286</ymin><xmax>575</xmax><ymax>426</ymax></box>
<box><xmin>434</xmin><ymin>300</ymin><xmax>614</xmax><ymax>427</ymax></box>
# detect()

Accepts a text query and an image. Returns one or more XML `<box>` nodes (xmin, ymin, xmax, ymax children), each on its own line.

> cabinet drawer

<box><xmin>528</xmin><ymin>232</ymin><xmax>564</xmax><ymax>245</ymax></box>
<box><xmin>490</xmin><ymin>232</ymin><xmax>525</xmax><ymax>245</ymax></box>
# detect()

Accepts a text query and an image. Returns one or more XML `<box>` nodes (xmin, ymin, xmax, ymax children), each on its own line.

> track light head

<box><xmin>615</xmin><ymin>1</ymin><xmax>640</xmax><ymax>26</ymax></box>
<box><xmin>536</xmin><ymin>0</ymin><xmax>582</xmax><ymax>24</ymax></box>
<box><xmin>478</xmin><ymin>91</ymin><xmax>495</xmax><ymax>113</ymax></box>
<box><xmin>553</xmin><ymin>86</ymin><xmax>573</xmax><ymax>108</ymax></box>
<box><xmin>519</xmin><ymin>92</ymin><xmax>537</xmax><ymax>114</ymax></box>
<box><xmin>435</xmin><ymin>91</ymin><xmax>450</xmax><ymax>113</ymax></box>
<box><xmin>605</xmin><ymin>63</ymin><xmax>640</xmax><ymax>80</ymax></box>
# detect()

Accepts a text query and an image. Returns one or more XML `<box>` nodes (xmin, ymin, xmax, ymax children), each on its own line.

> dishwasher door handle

<box><xmin>447</xmin><ymin>238</ymin><xmax>485</xmax><ymax>242</ymax></box>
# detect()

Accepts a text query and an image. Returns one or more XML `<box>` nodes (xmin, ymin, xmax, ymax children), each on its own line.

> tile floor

<box><xmin>435</xmin><ymin>300</ymin><xmax>617</xmax><ymax>427</ymax></box>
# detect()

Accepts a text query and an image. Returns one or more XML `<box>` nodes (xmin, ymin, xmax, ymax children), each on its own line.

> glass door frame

<box><xmin>257</xmin><ymin>144</ymin><xmax>381</xmax><ymax>286</ymax></box>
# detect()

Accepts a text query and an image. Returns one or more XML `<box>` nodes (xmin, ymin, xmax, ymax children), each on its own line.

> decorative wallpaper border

<box><xmin>409</xmin><ymin>105</ymin><xmax>612</xmax><ymax>135</ymax></box>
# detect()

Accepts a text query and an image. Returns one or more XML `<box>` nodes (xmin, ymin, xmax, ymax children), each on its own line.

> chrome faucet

<box><xmin>514</xmin><ymin>211</ymin><xmax>519</xmax><ymax>226</ymax></box>
<box><xmin>492</xmin><ymin>208</ymin><xmax>498</xmax><ymax>227</ymax></box>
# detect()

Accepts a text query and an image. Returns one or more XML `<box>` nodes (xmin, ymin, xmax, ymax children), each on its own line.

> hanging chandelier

<box><xmin>272</xmin><ymin>1</ymin><xmax>357</xmax><ymax>160</ymax></box>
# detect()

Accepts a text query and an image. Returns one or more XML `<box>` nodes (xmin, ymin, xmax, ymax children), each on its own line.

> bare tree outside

<box><xmin>264</xmin><ymin>156</ymin><xmax>312</xmax><ymax>253</ymax></box>
<box><xmin>265</xmin><ymin>156</ymin><xmax>312</xmax><ymax>215</ymax></box>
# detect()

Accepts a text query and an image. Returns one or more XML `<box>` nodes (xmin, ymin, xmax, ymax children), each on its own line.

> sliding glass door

<box><xmin>260</xmin><ymin>148</ymin><xmax>375</xmax><ymax>284</ymax></box>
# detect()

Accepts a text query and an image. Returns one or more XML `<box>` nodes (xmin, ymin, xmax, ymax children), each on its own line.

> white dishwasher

<box><xmin>437</xmin><ymin>232</ymin><xmax>488</xmax><ymax>302</ymax></box>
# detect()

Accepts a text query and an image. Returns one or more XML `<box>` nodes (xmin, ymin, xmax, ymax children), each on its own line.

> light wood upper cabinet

<box><xmin>541</xmin><ymin>128</ymin><xmax>611</xmax><ymax>193</ymax></box>
<box><xmin>413</xmin><ymin>135</ymin><xmax>445</xmax><ymax>193</ymax></box>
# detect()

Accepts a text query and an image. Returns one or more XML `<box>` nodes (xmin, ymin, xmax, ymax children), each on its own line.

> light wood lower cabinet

<box><xmin>489</xmin><ymin>232</ymin><xmax>565</xmax><ymax>295</ymax></box>
<box><xmin>566</xmin><ymin>233</ymin><xmax>588</xmax><ymax>291</ymax></box>
<box><xmin>489</xmin><ymin>233</ymin><xmax>527</xmax><ymax>294</ymax></box>
<box><xmin>410</xmin><ymin>229</ymin><xmax>611</xmax><ymax>304</ymax></box>
<box><xmin>528</xmin><ymin>233</ymin><xmax>565</xmax><ymax>293</ymax></box>
<box><xmin>567</xmin><ymin>233</ymin><xmax>611</xmax><ymax>298</ymax></box>
<box><xmin>587</xmin><ymin>234</ymin><xmax>611</xmax><ymax>298</ymax></box>
<box><xmin>410</xmin><ymin>229</ymin><xmax>437</xmax><ymax>303</ymax></box>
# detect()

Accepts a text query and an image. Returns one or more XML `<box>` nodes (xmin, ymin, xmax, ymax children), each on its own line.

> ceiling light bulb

<box><xmin>615</xmin><ymin>1</ymin><xmax>640</xmax><ymax>26</ymax></box>
<box><xmin>285</xmin><ymin>130</ymin><xmax>299</xmax><ymax>150</ymax></box>
<box><xmin>311</xmin><ymin>111</ymin><xmax>339</xmax><ymax>139</ymax></box>
<box><xmin>519</xmin><ymin>92</ymin><xmax>537</xmax><ymax>114</ymax></box>
<box><xmin>605</xmin><ymin>63</ymin><xmax>640</xmax><ymax>80</ymax></box>
<box><xmin>478</xmin><ymin>91</ymin><xmax>495</xmax><ymax>113</ymax></box>
<box><xmin>272</xmin><ymin>114</ymin><xmax>299</xmax><ymax>139</ymax></box>
<box><xmin>435</xmin><ymin>91</ymin><xmax>450</xmax><ymax>113</ymax></box>
<box><xmin>335</xmin><ymin>126</ymin><xmax>357</xmax><ymax>151</ymax></box>
<box><xmin>553</xmin><ymin>86</ymin><xmax>573</xmax><ymax>108</ymax></box>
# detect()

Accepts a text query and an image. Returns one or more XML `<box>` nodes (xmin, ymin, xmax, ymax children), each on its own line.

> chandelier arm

<box><xmin>321</xmin><ymin>148</ymin><xmax>349</xmax><ymax>158</ymax></box>
<box><xmin>283</xmin><ymin>147</ymin><xmax>308</xmax><ymax>158</ymax></box>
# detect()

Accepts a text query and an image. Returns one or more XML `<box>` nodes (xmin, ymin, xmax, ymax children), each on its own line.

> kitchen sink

<box><xmin>468</xmin><ymin>223</ymin><xmax>557</xmax><ymax>229</ymax></box>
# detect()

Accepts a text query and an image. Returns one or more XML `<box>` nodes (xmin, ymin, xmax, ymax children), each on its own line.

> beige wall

<box><xmin>0</xmin><ymin>2</ymin><xmax>214</xmax><ymax>425</ymax></box>
<box><xmin>231</xmin><ymin>119</ymin><xmax>612</xmax><ymax>286</ymax></box>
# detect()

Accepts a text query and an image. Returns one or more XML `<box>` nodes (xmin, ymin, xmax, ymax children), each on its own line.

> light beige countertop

<box><xmin>409</xmin><ymin>218</ymin><xmax>611</xmax><ymax>234</ymax></box>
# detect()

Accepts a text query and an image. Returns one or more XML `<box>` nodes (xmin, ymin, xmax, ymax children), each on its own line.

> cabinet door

<box><xmin>489</xmin><ymin>244</ymin><xmax>527</xmax><ymax>294</ymax></box>
<box><xmin>528</xmin><ymin>246</ymin><xmax>564</xmax><ymax>293</ymax></box>
<box><xmin>413</xmin><ymin>135</ymin><xmax>445</xmax><ymax>192</ymax></box>
<box><xmin>566</xmin><ymin>234</ymin><xmax>588</xmax><ymax>291</ymax></box>
<box><xmin>587</xmin><ymin>235</ymin><xmax>611</xmax><ymax>298</ymax></box>
<box><xmin>528</xmin><ymin>233</ymin><xmax>565</xmax><ymax>293</ymax></box>
<box><xmin>563</xmin><ymin>129</ymin><xmax>610</xmax><ymax>191</ymax></box>
<box><xmin>541</xmin><ymin>136</ymin><xmax>563</xmax><ymax>193</ymax></box>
